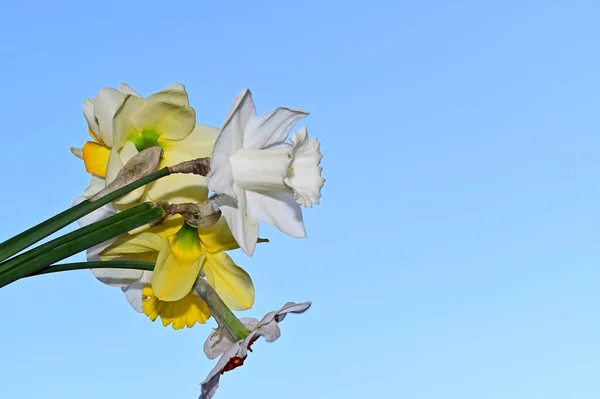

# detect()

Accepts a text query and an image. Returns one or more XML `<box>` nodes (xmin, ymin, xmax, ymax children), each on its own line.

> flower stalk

<box><xmin>193</xmin><ymin>277</ymin><xmax>251</xmax><ymax>341</ymax></box>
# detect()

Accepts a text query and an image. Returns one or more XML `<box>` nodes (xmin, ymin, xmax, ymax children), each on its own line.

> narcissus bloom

<box><xmin>100</xmin><ymin>217</ymin><xmax>256</xmax><ymax>326</ymax></box>
<box><xmin>74</xmin><ymin>197</ymin><xmax>254</xmax><ymax>329</ymax></box>
<box><xmin>71</xmin><ymin>83</ymin><xmax>218</xmax><ymax>205</ymax></box>
<box><xmin>207</xmin><ymin>89</ymin><xmax>324</xmax><ymax>256</ymax></box>
<box><xmin>200</xmin><ymin>301</ymin><xmax>312</xmax><ymax>399</ymax></box>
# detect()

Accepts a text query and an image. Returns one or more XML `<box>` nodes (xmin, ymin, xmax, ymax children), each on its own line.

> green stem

<box><xmin>193</xmin><ymin>277</ymin><xmax>250</xmax><ymax>341</ymax></box>
<box><xmin>0</xmin><ymin>206</ymin><xmax>164</xmax><ymax>288</ymax></box>
<box><xmin>27</xmin><ymin>261</ymin><xmax>155</xmax><ymax>277</ymax></box>
<box><xmin>0</xmin><ymin>167</ymin><xmax>170</xmax><ymax>263</ymax></box>
<box><xmin>0</xmin><ymin>202</ymin><xmax>153</xmax><ymax>274</ymax></box>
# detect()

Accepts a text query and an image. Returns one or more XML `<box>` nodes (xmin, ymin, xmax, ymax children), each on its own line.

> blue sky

<box><xmin>2</xmin><ymin>0</ymin><xmax>600</xmax><ymax>398</ymax></box>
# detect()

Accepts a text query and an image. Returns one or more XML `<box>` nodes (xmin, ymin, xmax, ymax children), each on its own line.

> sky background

<box><xmin>2</xmin><ymin>0</ymin><xmax>600</xmax><ymax>398</ymax></box>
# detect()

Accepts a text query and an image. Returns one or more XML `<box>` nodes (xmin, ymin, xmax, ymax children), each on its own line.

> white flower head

<box><xmin>207</xmin><ymin>89</ymin><xmax>325</xmax><ymax>256</ymax></box>
<box><xmin>200</xmin><ymin>301</ymin><xmax>311</xmax><ymax>399</ymax></box>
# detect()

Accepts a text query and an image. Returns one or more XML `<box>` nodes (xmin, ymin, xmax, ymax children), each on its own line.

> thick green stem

<box><xmin>193</xmin><ymin>277</ymin><xmax>250</xmax><ymax>341</ymax></box>
<box><xmin>0</xmin><ymin>202</ymin><xmax>153</xmax><ymax>274</ymax></box>
<box><xmin>0</xmin><ymin>167</ymin><xmax>170</xmax><ymax>263</ymax></box>
<box><xmin>27</xmin><ymin>261</ymin><xmax>155</xmax><ymax>277</ymax></box>
<box><xmin>0</xmin><ymin>206</ymin><xmax>164</xmax><ymax>288</ymax></box>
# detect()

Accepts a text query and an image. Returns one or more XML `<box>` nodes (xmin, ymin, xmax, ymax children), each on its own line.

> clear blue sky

<box><xmin>2</xmin><ymin>0</ymin><xmax>600</xmax><ymax>398</ymax></box>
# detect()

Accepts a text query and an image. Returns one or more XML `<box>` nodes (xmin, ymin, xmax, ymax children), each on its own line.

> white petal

<box><xmin>243</xmin><ymin>107</ymin><xmax>309</xmax><ymax>150</ymax></box>
<box><xmin>94</xmin><ymin>88</ymin><xmax>127</xmax><ymax>146</ymax></box>
<box><xmin>74</xmin><ymin>199</ymin><xmax>116</xmax><ymax>228</ymax></box>
<box><xmin>285</xmin><ymin>127</ymin><xmax>325</xmax><ymax>207</ymax></box>
<box><xmin>121</xmin><ymin>270</ymin><xmax>153</xmax><ymax>313</ymax></box>
<box><xmin>206</xmin><ymin>89</ymin><xmax>256</xmax><ymax>200</ymax></box>
<box><xmin>83</xmin><ymin>98</ymin><xmax>100</xmax><ymax>137</ymax></box>
<box><xmin>245</xmin><ymin>190</ymin><xmax>306</xmax><ymax>238</ymax></box>
<box><xmin>256</xmin><ymin>301</ymin><xmax>311</xmax><ymax>341</ymax></box>
<box><xmin>118</xmin><ymin>83</ymin><xmax>142</xmax><ymax>98</ymax></box>
<box><xmin>218</xmin><ymin>190</ymin><xmax>259</xmax><ymax>256</ymax></box>
<box><xmin>112</xmin><ymin>94</ymin><xmax>144</xmax><ymax>149</ymax></box>
<box><xmin>218</xmin><ymin>89</ymin><xmax>256</xmax><ymax>158</ymax></box>
<box><xmin>91</xmin><ymin>265</ymin><xmax>144</xmax><ymax>287</ymax></box>
<box><xmin>204</xmin><ymin>318</ymin><xmax>259</xmax><ymax>359</ymax></box>
<box><xmin>84</xmin><ymin>175</ymin><xmax>106</xmax><ymax>198</ymax></box>
<box><xmin>70</xmin><ymin>147</ymin><xmax>84</xmax><ymax>159</ymax></box>
<box><xmin>207</xmin><ymin>153</ymin><xmax>236</xmax><ymax>199</ymax></box>
<box><xmin>200</xmin><ymin>373</ymin><xmax>220</xmax><ymax>399</ymax></box>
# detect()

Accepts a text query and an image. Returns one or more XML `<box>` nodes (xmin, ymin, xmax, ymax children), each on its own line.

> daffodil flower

<box><xmin>200</xmin><ymin>301</ymin><xmax>312</xmax><ymax>399</ymax></box>
<box><xmin>71</xmin><ymin>83</ymin><xmax>218</xmax><ymax>205</ymax></box>
<box><xmin>99</xmin><ymin>217</ymin><xmax>256</xmax><ymax>328</ymax></box>
<box><xmin>207</xmin><ymin>89</ymin><xmax>325</xmax><ymax>256</ymax></box>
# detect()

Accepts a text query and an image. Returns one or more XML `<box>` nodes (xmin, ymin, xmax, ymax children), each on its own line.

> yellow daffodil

<box><xmin>99</xmin><ymin>217</ymin><xmax>255</xmax><ymax>329</ymax></box>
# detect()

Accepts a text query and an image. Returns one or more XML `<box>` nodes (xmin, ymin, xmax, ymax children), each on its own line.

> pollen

<box><xmin>142</xmin><ymin>285</ymin><xmax>211</xmax><ymax>330</ymax></box>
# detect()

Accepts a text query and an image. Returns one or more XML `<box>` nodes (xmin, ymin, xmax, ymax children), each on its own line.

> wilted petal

<box><xmin>203</xmin><ymin>317</ymin><xmax>258</xmax><ymax>359</ymax></box>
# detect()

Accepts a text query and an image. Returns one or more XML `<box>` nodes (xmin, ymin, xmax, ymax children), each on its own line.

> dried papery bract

<box><xmin>163</xmin><ymin>196</ymin><xmax>221</xmax><ymax>229</ymax></box>
<box><xmin>90</xmin><ymin>146</ymin><xmax>163</xmax><ymax>202</ymax></box>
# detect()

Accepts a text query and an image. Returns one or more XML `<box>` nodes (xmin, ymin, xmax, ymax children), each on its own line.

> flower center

<box><xmin>170</xmin><ymin>222</ymin><xmax>204</xmax><ymax>262</ymax></box>
<box><xmin>129</xmin><ymin>129</ymin><xmax>161</xmax><ymax>152</ymax></box>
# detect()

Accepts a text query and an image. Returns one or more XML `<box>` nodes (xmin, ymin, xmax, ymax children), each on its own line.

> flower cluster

<box><xmin>71</xmin><ymin>83</ymin><xmax>324</xmax><ymax>397</ymax></box>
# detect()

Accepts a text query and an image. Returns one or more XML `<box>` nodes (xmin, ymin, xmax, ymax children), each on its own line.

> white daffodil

<box><xmin>200</xmin><ymin>301</ymin><xmax>311</xmax><ymax>399</ymax></box>
<box><xmin>206</xmin><ymin>89</ymin><xmax>325</xmax><ymax>256</ymax></box>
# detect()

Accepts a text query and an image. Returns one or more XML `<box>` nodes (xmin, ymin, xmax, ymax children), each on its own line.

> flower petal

<box><xmin>83</xmin><ymin>98</ymin><xmax>100</xmax><ymax>138</ymax></box>
<box><xmin>243</xmin><ymin>107</ymin><xmax>309</xmax><ymax>150</ymax></box>
<box><xmin>145</xmin><ymin>83</ymin><xmax>189</xmax><ymax>106</ymax></box>
<box><xmin>82</xmin><ymin>141</ymin><xmax>111</xmax><ymax>177</ymax></box>
<box><xmin>198</xmin><ymin>217</ymin><xmax>239</xmax><ymax>253</ymax></box>
<box><xmin>203</xmin><ymin>317</ymin><xmax>258</xmax><ymax>359</ymax></box>
<box><xmin>90</xmin><ymin>264</ymin><xmax>145</xmax><ymax>288</ymax></box>
<box><xmin>121</xmin><ymin>271</ymin><xmax>153</xmax><ymax>312</ymax></box>
<box><xmin>100</xmin><ymin>232</ymin><xmax>166</xmax><ymax>259</ymax></box>
<box><xmin>152</xmin><ymin>248</ymin><xmax>205</xmax><ymax>302</ymax></box>
<box><xmin>206</xmin><ymin>90</ymin><xmax>255</xmax><ymax>199</ymax></box>
<box><xmin>285</xmin><ymin>127</ymin><xmax>325</xmax><ymax>207</ymax></box>
<box><xmin>70</xmin><ymin>147</ymin><xmax>83</xmax><ymax>159</ymax></box>
<box><xmin>84</xmin><ymin>175</ymin><xmax>106</xmax><ymax>198</ymax></box>
<box><xmin>255</xmin><ymin>301</ymin><xmax>312</xmax><ymax>342</ymax></box>
<box><xmin>245</xmin><ymin>190</ymin><xmax>306</xmax><ymax>238</ymax></box>
<box><xmin>118</xmin><ymin>83</ymin><xmax>142</xmax><ymax>97</ymax></box>
<box><xmin>203</xmin><ymin>251</ymin><xmax>254</xmax><ymax>310</ymax></box>
<box><xmin>218</xmin><ymin>190</ymin><xmax>259</xmax><ymax>256</ymax></box>
<box><xmin>94</xmin><ymin>88</ymin><xmax>127</xmax><ymax>146</ymax></box>
<box><xmin>112</xmin><ymin>94</ymin><xmax>144</xmax><ymax>149</ymax></box>
<box><xmin>131</xmin><ymin>101</ymin><xmax>195</xmax><ymax>141</ymax></box>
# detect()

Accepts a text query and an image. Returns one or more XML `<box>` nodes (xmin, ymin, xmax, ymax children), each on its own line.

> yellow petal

<box><xmin>198</xmin><ymin>218</ymin><xmax>240</xmax><ymax>253</ymax></box>
<box><xmin>203</xmin><ymin>251</ymin><xmax>254</xmax><ymax>310</ymax></box>
<box><xmin>131</xmin><ymin>101</ymin><xmax>195</xmax><ymax>141</ymax></box>
<box><xmin>82</xmin><ymin>141</ymin><xmax>111</xmax><ymax>177</ymax></box>
<box><xmin>152</xmin><ymin>223</ymin><xmax>205</xmax><ymax>301</ymax></box>
<box><xmin>142</xmin><ymin>284</ymin><xmax>210</xmax><ymax>330</ymax></box>
<box><xmin>100</xmin><ymin>232</ymin><xmax>166</xmax><ymax>260</ymax></box>
<box><xmin>152</xmin><ymin>250</ymin><xmax>205</xmax><ymax>302</ymax></box>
